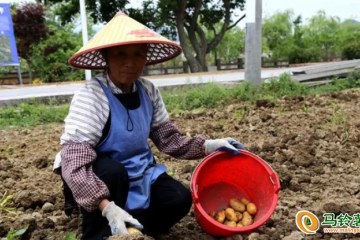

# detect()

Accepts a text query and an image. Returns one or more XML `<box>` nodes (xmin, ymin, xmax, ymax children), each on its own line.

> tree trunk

<box><xmin>173</xmin><ymin>0</ymin><xmax>245</xmax><ymax>73</ymax></box>
<box><xmin>188</xmin><ymin>55</ymin><xmax>204</xmax><ymax>72</ymax></box>
<box><xmin>214</xmin><ymin>50</ymin><xmax>217</xmax><ymax>66</ymax></box>
<box><xmin>195</xmin><ymin>53</ymin><xmax>208</xmax><ymax>71</ymax></box>
<box><xmin>175</xmin><ymin>5</ymin><xmax>204</xmax><ymax>73</ymax></box>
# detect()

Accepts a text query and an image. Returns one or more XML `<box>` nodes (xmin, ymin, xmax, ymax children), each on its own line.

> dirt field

<box><xmin>1</xmin><ymin>88</ymin><xmax>360</xmax><ymax>240</ymax></box>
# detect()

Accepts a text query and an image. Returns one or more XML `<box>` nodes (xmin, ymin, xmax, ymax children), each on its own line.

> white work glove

<box><xmin>102</xmin><ymin>201</ymin><xmax>143</xmax><ymax>235</ymax></box>
<box><xmin>204</xmin><ymin>137</ymin><xmax>245</xmax><ymax>156</ymax></box>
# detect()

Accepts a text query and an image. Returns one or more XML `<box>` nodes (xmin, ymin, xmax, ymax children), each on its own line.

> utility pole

<box><xmin>79</xmin><ymin>0</ymin><xmax>92</xmax><ymax>80</ymax></box>
<box><xmin>244</xmin><ymin>0</ymin><xmax>262</xmax><ymax>84</ymax></box>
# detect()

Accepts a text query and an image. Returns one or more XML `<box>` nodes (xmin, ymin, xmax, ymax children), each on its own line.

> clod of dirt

<box><xmin>108</xmin><ymin>233</ymin><xmax>154</xmax><ymax>240</ymax></box>
<box><xmin>292</xmin><ymin>153</ymin><xmax>314</xmax><ymax>167</ymax></box>
<box><xmin>283</xmin><ymin>149</ymin><xmax>295</xmax><ymax>161</ymax></box>
<box><xmin>0</xmin><ymin>171</ymin><xmax>10</xmax><ymax>181</ymax></box>
<box><xmin>31</xmin><ymin>212</ymin><xmax>43</xmax><ymax>220</ymax></box>
<box><xmin>261</xmin><ymin>143</ymin><xmax>276</xmax><ymax>152</ymax></box>
<box><xmin>248</xmin><ymin>232</ymin><xmax>260</xmax><ymax>240</ymax></box>
<box><xmin>181</xmin><ymin>164</ymin><xmax>194</xmax><ymax>174</ymax></box>
<box><xmin>281</xmin><ymin>134</ymin><xmax>298</xmax><ymax>144</ymax></box>
<box><xmin>279</xmin><ymin>174</ymin><xmax>292</xmax><ymax>190</ymax></box>
<box><xmin>33</xmin><ymin>155</ymin><xmax>50</xmax><ymax>169</ymax></box>
<box><xmin>13</xmin><ymin>214</ymin><xmax>37</xmax><ymax>240</ymax></box>
<box><xmin>248</xmin><ymin>145</ymin><xmax>261</xmax><ymax>154</ymax></box>
<box><xmin>39</xmin><ymin>217</ymin><xmax>55</xmax><ymax>229</ymax></box>
<box><xmin>256</xmin><ymin>99</ymin><xmax>275</xmax><ymax>108</ymax></box>
<box><xmin>226</xmin><ymin>235</ymin><xmax>244</xmax><ymax>240</ymax></box>
<box><xmin>0</xmin><ymin>159</ymin><xmax>13</xmax><ymax>171</ymax></box>
<box><xmin>19</xmin><ymin>142</ymin><xmax>27</xmax><ymax>148</ymax></box>
<box><xmin>42</xmin><ymin>202</ymin><xmax>54</xmax><ymax>213</ymax></box>
<box><xmin>288</xmin><ymin>180</ymin><xmax>301</xmax><ymax>192</ymax></box>
<box><xmin>186</xmin><ymin>222</ymin><xmax>196</xmax><ymax>230</ymax></box>
<box><xmin>321</xmin><ymin>201</ymin><xmax>359</xmax><ymax>216</ymax></box>
<box><xmin>47</xmin><ymin>215</ymin><xmax>68</xmax><ymax>225</ymax></box>
<box><xmin>265</xmin><ymin>218</ymin><xmax>275</xmax><ymax>228</ymax></box>
<box><xmin>21</xmin><ymin>129</ymin><xmax>31</xmax><ymax>135</ymax></box>
<box><xmin>226</xmin><ymin>104</ymin><xmax>235</xmax><ymax>113</ymax></box>
<box><xmin>260</xmin><ymin>112</ymin><xmax>273</xmax><ymax>122</ymax></box>
<box><xmin>298</xmin><ymin>175</ymin><xmax>311</xmax><ymax>183</ymax></box>
<box><xmin>14</xmin><ymin>191</ymin><xmax>36</xmax><ymax>209</ymax></box>
<box><xmin>282</xmin><ymin>231</ymin><xmax>304</xmax><ymax>240</ymax></box>
<box><xmin>293</xmin><ymin>96</ymin><xmax>305</xmax><ymax>102</ymax></box>
<box><xmin>67</xmin><ymin>218</ymin><xmax>80</xmax><ymax>229</ymax></box>
<box><xmin>14</xmin><ymin>190</ymin><xmax>54</xmax><ymax>209</ymax></box>
<box><xmin>331</xmin><ymin>92</ymin><xmax>357</xmax><ymax>101</ymax></box>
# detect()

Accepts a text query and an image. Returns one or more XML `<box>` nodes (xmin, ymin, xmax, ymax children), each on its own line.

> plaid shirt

<box><xmin>58</xmin><ymin>72</ymin><xmax>207</xmax><ymax>212</ymax></box>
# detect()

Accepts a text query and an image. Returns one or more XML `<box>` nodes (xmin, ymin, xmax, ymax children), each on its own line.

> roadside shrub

<box><xmin>29</xmin><ymin>23</ymin><xmax>84</xmax><ymax>82</ymax></box>
<box><xmin>342</xmin><ymin>41</ymin><xmax>360</xmax><ymax>60</ymax></box>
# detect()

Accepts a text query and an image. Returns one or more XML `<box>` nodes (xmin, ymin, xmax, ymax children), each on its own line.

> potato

<box><xmin>215</xmin><ymin>210</ymin><xmax>226</xmax><ymax>223</ymax></box>
<box><xmin>229</xmin><ymin>198</ymin><xmax>246</xmax><ymax>212</ymax></box>
<box><xmin>224</xmin><ymin>221</ymin><xmax>237</xmax><ymax>227</ymax></box>
<box><xmin>127</xmin><ymin>227</ymin><xmax>142</xmax><ymax>234</ymax></box>
<box><xmin>240</xmin><ymin>197</ymin><xmax>251</xmax><ymax>205</ymax></box>
<box><xmin>209</xmin><ymin>211</ymin><xmax>216</xmax><ymax>218</ymax></box>
<box><xmin>241</xmin><ymin>211</ymin><xmax>253</xmax><ymax>226</ymax></box>
<box><xmin>225</xmin><ymin>208</ymin><xmax>238</xmax><ymax>222</ymax></box>
<box><xmin>247</xmin><ymin>203</ymin><xmax>257</xmax><ymax>215</ymax></box>
<box><xmin>235</xmin><ymin>211</ymin><xmax>243</xmax><ymax>221</ymax></box>
<box><xmin>237</xmin><ymin>222</ymin><xmax>244</xmax><ymax>227</ymax></box>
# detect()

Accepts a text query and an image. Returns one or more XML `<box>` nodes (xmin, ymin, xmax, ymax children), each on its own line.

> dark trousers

<box><xmin>62</xmin><ymin>155</ymin><xmax>192</xmax><ymax>240</ymax></box>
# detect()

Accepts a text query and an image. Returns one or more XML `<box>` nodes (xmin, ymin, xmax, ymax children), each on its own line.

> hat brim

<box><xmin>68</xmin><ymin>11</ymin><xmax>184</xmax><ymax>70</ymax></box>
<box><xmin>68</xmin><ymin>40</ymin><xmax>182</xmax><ymax>70</ymax></box>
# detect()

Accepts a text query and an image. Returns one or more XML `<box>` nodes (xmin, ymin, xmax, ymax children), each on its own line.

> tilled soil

<box><xmin>1</xmin><ymin>88</ymin><xmax>360</xmax><ymax>240</ymax></box>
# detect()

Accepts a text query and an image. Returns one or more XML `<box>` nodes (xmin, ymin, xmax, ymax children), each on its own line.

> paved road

<box><xmin>0</xmin><ymin>67</ymin><xmax>300</xmax><ymax>101</ymax></box>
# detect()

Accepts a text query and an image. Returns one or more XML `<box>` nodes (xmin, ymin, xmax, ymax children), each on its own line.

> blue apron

<box><xmin>95</xmin><ymin>78</ymin><xmax>167</xmax><ymax>211</ymax></box>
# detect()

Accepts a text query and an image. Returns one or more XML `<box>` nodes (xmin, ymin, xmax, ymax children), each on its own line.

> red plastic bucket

<box><xmin>190</xmin><ymin>150</ymin><xmax>281</xmax><ymax>237</ymax></box>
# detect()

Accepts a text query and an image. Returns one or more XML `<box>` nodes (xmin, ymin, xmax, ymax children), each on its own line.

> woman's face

<box><xmin>105</xmin><ymin>44</ymin><xmax>147</xmax><ymax>89</ymax></box>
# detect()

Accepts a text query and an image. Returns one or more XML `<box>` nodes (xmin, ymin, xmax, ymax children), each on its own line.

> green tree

<box><xmin>28</xmin><ymin>5</ymin><xmax>86</xmax><ymax>82</ymax></box>
<box><xmin>44</xmin><ymin>0</ymin><xmax>247</xmax><ymax>73</ymax></box>
<box><xmin>206</xmin><ymin>24</ymin><xmax>245</xmax><ymax>64</ymax></box>
<box><xmin>36</xmin><ymin>0</ymin><xmax>128</xmax><ymax>25</ymax></box>
<box><xmin>11</xmin><ymin>2</ymin><xmax>49</xmax><ymax>80</ymax></box>
<box><xmin>340</xmin><ymin>20</ymin><xmax>360</xmax><ymax>60</ymax></box>
<box><xmin>262</xmin><ymin>10</ymin><xmax>294</xmax><ymax>60</ymax></box>
<box><xmin>302</xmin><ymin>10</ymin><xmax>341</xmax><ymax>61</ymax></box>
<box><xmin>288</xmin><ymin>15</ymin><xmax>318</xmax><ymax>63</ymax></box>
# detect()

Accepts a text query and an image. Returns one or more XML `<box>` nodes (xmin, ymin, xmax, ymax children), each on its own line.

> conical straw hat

<box><xmin>68</xmin><ymin>11</ymin><xmax>182</xmax><ymax>70</ymax></box>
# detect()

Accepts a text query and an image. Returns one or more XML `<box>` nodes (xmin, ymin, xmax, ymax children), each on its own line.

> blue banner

<box><xmin>0</xmin><ymin>3</ymin><xmax>20</xmax><ymax>66</ymax></box>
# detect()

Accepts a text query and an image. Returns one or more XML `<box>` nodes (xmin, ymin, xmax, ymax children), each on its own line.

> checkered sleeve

<box><xmin>60</xmin><ymin>142</ymin><xmax>110</xmax><ymax>212</ymax></box>
<box><xmin>149</xmin><ymin>120</ymin><xmax>207</xmax><ymax>160</ymax></box>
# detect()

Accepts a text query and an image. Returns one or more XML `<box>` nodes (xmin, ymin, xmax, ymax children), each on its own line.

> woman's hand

<box><xmin>204</xmin><ymin>137</ymin><xmax>245</xmax><ymax>156</ymax></box>
<box><xmin>101</xmin><ymin>201</ymin><xmax>143</xmax><ymax>235</ymax></box>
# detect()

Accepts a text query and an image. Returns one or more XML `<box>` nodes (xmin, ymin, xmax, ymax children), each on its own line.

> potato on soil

<box><xmin>215</xmin><ymin>210</ymin><xmax>226</xmax><ymax>223</ymax></box>
<box><xmin>225</xmin><ymin>208</ymin><xmax>238</xmax><ymax>222</ymax></box>
<box><xmin>241</xmin><ymin>211</ymin><xmax>253</xmax><ymax>226</ymax></box>
<box><xmin>127</xmin><ymin>227</ymin><xmax>142</xmax><ymax>234</ymax></box>
<box><xmin>229</xmin><ymin>198</ymin><xmax>246</xmax><ymax>212</ymax></box>
<box><xmin>224</xmin><ymin>221</ymin><xmax>237</xmax><ymax>227</ymax></box>
<box><xmin>246</xmin><ymin>203</ymin><xmax>257</xmax><ymax>215</ymax></box>
<box><xmin>240</xmin><ymin>197</ymin><xmax>251</xmax><ymax>205</ymax></box>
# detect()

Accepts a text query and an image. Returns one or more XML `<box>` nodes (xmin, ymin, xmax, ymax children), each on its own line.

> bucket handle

<box><xmin>190</xmin><ymin>150</ymin><xmax>281</xmax><ymax>196</ymax></box>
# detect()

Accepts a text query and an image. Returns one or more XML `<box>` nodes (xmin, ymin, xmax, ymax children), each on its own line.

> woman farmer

<box><xmin>54</xmin><ymin>12</ymin><xmax>245</xmax><ymax>240</ymax></box>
